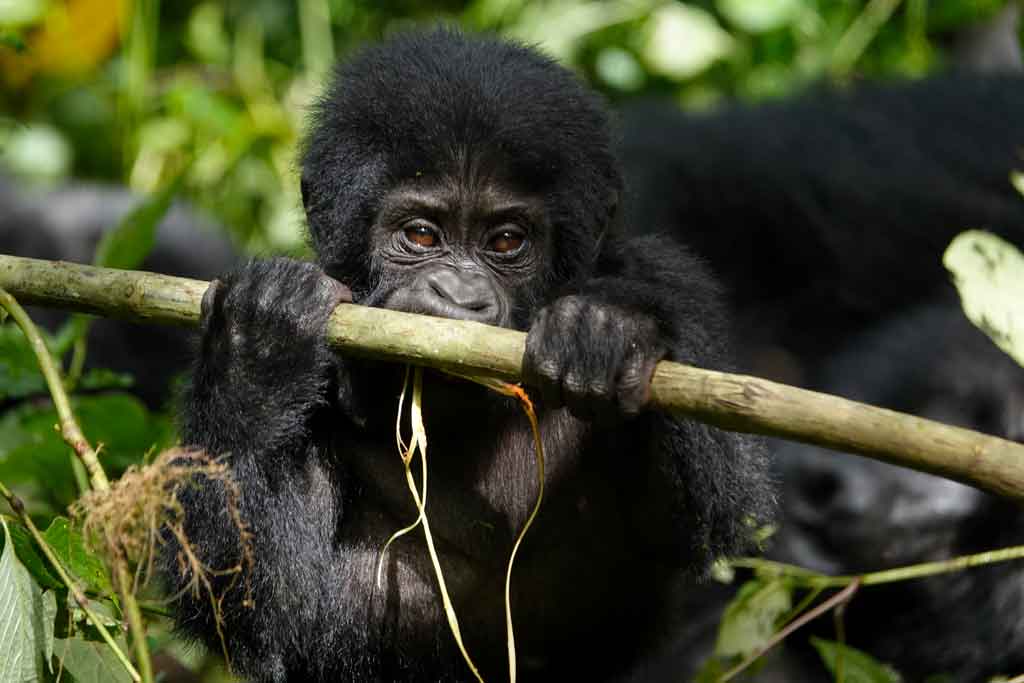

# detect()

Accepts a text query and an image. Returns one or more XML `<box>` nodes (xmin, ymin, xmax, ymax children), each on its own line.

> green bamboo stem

<box><xmin>3</xmin><ymin>253</ymin><xmax>1024</xmax><ymax>503</ymax></box>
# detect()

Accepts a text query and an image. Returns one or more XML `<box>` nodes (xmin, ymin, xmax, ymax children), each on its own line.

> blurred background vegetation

<box><xmin>1</xmin><ymin>0</ymin><xmax>1019</xmax><ymax>256</ymax></box>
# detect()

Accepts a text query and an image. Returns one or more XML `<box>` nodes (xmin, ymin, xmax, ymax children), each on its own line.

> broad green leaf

<box><xmin>0</xmin><ymin>394</ymin><xmax>174</xmax><ymax>510</ymax></box>
<box><xmin>43</xmin><ymin>518</ymin><xmax>113</xmax><ymax>597</ymax></box>
<box><xmin>944</xmin><ymin>231</ymin><xmax>1024</xmax><ymax>368</ymax></box>
<box><xmin>0</xmin><ymin>517</ymin><xmax>51</xmax><ymax>683</ymax></box>
<box><xmin>692</xmin><ymin>655</ymin><xmax>729</xmax><ymax>683</ymax></box>
<box><xmin>3</xmin><ymin>516</ymin><xmax>61</xmax><ymax>590</ymax></box>
<box><xmin>0</xmin><ymin>0</ymin><xmax>46</xmax><ymax>27</ymax></box>
<box><xmin>0</xmin><ymin>323</ymin><xmax>52</xmax><ymax>402</ymax></box>
<box><xmin>0</xmin><ymin>320</ymin><xmax>130</xmax><ymax>401</ymax></box>
<box><xmin>39</xmin><ymin>591</ymin><xmax>56</xmax><ymax>674</ymax></box>
<box><xmin>53</xmin><ymin>635</ymin><xmax>133</xmax><ymax>683</ymax></box>
<box><xmin>76</xmin><ymin>369</ymin><xmax>134</xmax><ymax>393</ymax></box>
<box><xmin>93</xmin><ymin>175</ymin><xmax>183</xmax><ymax>271</ymax></box>
<box><xmin>811</xmin><ymin>637</ymin><xmax>902</xmax><ymax>683</ymax></box>
<box><xmin>62</xmin><ymin>598</ymin><xmax>122</xmax><ymax>643</ymax></box>
<box><xmin>715</xmin><ymin>578</ymin><xmax>793</xmax><ymax>658</ymax></box>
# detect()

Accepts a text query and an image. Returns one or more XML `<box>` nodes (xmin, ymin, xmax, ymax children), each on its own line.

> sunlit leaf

<box><xmin>0</xmin><ymin>0</ymin><xmax>47</xmax><ymax>28</ymax></box>
<box><xmin>1011</xmin><ymin>171</ymin><xmax>1024</xmax><ymax>198</ymax></box>
<box><xmin>811</xmin><ymin>637</ymin><xmax>902</xmax><ymax>683</ymax></box>
<box><xmin>1</xmin><ymin>123</ymin><xmax>71</xmax><ymax>183</ymax></box>
<box><xmin>0</xmin><ymin>517</ymin><xmax>52</xmax><ymax>682</ymax></box>
<box><xmin>93</xmin><ymin>174</ymin><xmax>184</xmax><ymax>271</ymax></box>
<box><xmin>43</xmin><ymin>518</ymin><xmax>113</xmax><ymax>597</ymax></box>
<box><xmin>53</xmin><ymin>634</ymin><xmax>132</xmax><ymax>683</ymax></box>
<box><xmin>594</xmin><ymin>46</ymin><xmax>645</xmax><ymax>91</ymax></box>
<box><xmin>717</xmin><ymin>0</ymin><xmax>801</xmax><ymax>34</ymax></box>
<box><xmin>715</xmin><ymin>578</ymin><xmax>793</xmax><ymax>658</ymax></box>
<box><xmin>3</xmin><ymin>515</ymin><xmax>61</xmax><ymax>591</ymax></box>
<box><xmin>643</xmin><ymin>3</ymin><xmax>734</xmax><ymax>79</ymax></box>
<box><xmin>944</xmin><ymin>230</ymin><xmax>1024</xmax><ymax>368</ymax></box>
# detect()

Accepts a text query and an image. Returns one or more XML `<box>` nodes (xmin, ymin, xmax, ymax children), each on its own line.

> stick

<box><xmin>3</xmin><ymin>253</ymin><xmax>1024</xmax><ymax>502</ymax></box>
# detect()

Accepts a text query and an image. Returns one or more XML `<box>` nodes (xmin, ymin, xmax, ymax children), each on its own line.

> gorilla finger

<box><xmin>616</xmin><ymin>349</ymin><xmax>661</xmax><ymax>415</ymax></box>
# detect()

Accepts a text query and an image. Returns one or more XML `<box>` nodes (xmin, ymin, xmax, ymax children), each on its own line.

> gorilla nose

<box><xmin>786</xmin><ymin>456</ymin><xmax>878</xmax><ymax>523</ymax></box>
<box><xmin>423</xmin><ymin>269</ymin><xmax>501</xmax><ymax>322</ymax></box>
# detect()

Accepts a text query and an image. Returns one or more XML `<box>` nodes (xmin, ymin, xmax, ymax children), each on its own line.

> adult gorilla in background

<box><xmin>619</xmin><ymin>74</ymin><xmax>1024</xmax><ymax>382</ymax></box>
<box><xmin>163</xmin><ymin>29</ymin><xmax>773</xmax><ymax>683</ymax></box>
<box><xmin>771</xmin><ymin>305</ymin><xmax>1024</xmax><ymax>682</ymax></box>
<box><xmin>0</xmin><ymin>177</ymin><xmax>237</xmax><ymax>407</ymax></box>
<box><xmin>618</xmin><ymin>75</ymin><xmax>1024</xmax><ymax>681</ymax></box>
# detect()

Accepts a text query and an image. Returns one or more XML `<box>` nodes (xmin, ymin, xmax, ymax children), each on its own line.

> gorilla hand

<box><xmin>523</xmin><ymin>295</ymin><xmax>666</xmax><ymax>421</ymax></box>
<box><xmin>190</xmin><ymin>257</ymin><xmax>353</xmax><ymax>449</ymax></box>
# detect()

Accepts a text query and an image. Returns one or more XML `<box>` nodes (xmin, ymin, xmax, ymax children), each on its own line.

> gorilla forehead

<box><xmin>318</xmin><ymin>28</ymin><xmax>612</xmax><ymax>178</ymax></box>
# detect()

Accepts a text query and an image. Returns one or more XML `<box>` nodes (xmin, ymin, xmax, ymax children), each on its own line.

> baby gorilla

<box><xmin>165</xmin><ymin>29</ymin><xmax>772</xmax><ymax>682</ymax></box>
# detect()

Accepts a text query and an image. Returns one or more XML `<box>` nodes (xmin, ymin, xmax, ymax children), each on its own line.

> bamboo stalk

<box><xmin>3</xmin><ymin>253</ymin><xmax>1024</xmax><ymax>502</ymax></box>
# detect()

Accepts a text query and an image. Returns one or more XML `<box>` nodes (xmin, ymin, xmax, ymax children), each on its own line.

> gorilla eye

<box><xmin>403</xmin><ymin>223</ymin><xmax>439</xmax><ymax>248</ymax></box>
<box><xmin>488</xmin><ymin>229</ymin><xmax>525</xmax><ymax>254</ymax></box>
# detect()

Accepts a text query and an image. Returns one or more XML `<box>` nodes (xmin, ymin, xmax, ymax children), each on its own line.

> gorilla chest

<box><xmin>339</xmin><ymin>416</ymin><xmax>644</xmax><ymax>637</ymax></box>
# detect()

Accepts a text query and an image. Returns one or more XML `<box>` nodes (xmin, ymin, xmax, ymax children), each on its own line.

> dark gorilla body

<box><xmin>0</xmin><ymin>177</ymin><xmax>237</xmax><ymax>407</ymax></box>
<box><xmin>165</xmin><ymin>30</ymin><xmax>772</xmax><ymax>682</ymax></box>
<box><xmin>619</xmin><ymin>79</ymin><xmax>1024</xmax><ymax>681</ymax></box>
<box><xmin>771</xmin><ymin>305</ymin><xmax>1024</xmax><ymax>681</ymax></box>
<box><xmin>619</xmin><ymin>75</ymin><xmax>1024</xmax><ymax>381</ymax></box>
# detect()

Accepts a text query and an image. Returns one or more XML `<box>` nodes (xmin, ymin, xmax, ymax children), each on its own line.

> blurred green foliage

<box><xmin>0</xmin><ymin>0</ymin><xmax>1017</xmax><ymax>253</ymax></box>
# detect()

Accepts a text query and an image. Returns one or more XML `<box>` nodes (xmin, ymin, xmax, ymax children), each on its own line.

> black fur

<box><xmin>773</xmin><ymin>305</ymin><xmax>1024</xmax><ymax>681</ymax></box>
<box><xmin>164</xmin><ymin>29</ymin><xmax>772</xmax><ymax>683</ymax></box>
<box><xmin>619</xmin><ymin>74</ymin><xmax>1024</xmax><ymax>377</ymax></box>
<box><xmin>0</xmin><ymin>177</ymin><xmax>237</xmax><ymax>407</ymax></box>
<box><xmin>618</xmin><ymin>75</ymin><xmax>1024</xmax><ymax>681</ymax></box>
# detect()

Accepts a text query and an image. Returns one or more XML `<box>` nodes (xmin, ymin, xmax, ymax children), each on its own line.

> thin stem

<box><xmin>0</xmin><ymin>287</ymin><xmax>153</xmax><ymax>683</ymax></box>
<box><xmin>0</xmin><ymin>287</ymin><xmax>109</xmax><ymax>492</ymax></box>
<box><xmin>719</xmin><ymin>580</ymin><xmax>862</xmax><ymax>682</ymax></box>
<box><xmin>732</xmin><ymin>544</ymin><xmax>1024</xmax><ymax>588</ymax></box>
<box><xmin>831</xmin><ymin>0</ymin><xmax>903</xmax><ymax>76</ymax></box>
<box><xmin>0</xmin><ymin>481</ymin><xmax>141</xmax><ymax>683</ymax></box>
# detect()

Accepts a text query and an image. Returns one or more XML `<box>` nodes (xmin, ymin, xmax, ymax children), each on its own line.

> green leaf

<box><xmin>0</xmin><ymin>323</ymin><xmax>50</xmax><ymax>402</ymax></box>
<box><xmin>93</xmin><ymin>175</ymin><xmax>184</xmax><ymax>271</ymax></box>
<box><xmin>53</xmin><ymin>635</ymin><xmax>133</xmax><ymax>683</ymax></box>
<box><xmin>0</xmin><ymin>517</ymin><xmax>52</xmax><ymax>682</ymax></box>
<box><xmin>1012</xmin><ymin>171</ymin><xmax>1024</xmax><ymax>198</ymax></box>
<box><xmin>43</xmin><ymin>518</ymin><xmax>113</xmax><ymax>597</ymax></box>
<box><xmin>0</xmin><ymin>394</ymin><xmax>174</xmax><ymax>510</ymax></box>
<box><xmin>811</xmin><ymin>637</ymin><xmax>903</xmax><ymax>683</ymax></box>
<box><xmin>3</xmin><ymin>516</ymin><xmax>62</xmax><ymax>591</ymax></box>
<box><xmin>715</xmin><ymin>578</ymin><xmax>793</xmax><ymax>658</ymax></box>
<box><xmin>0</xmin><ymin>0</ymin><xmax>47</xmax><ymax>26</ymax></box>
<box><xmin>62</xmin><ymin>598</ymin><xmax>121</xmax><ymax>643</ymax></box>
<box><xmin>39</xmin><ymin>591</ymin><xmax>56</xmax><ymax>674</ymax></box>
<box><xmin>717</xmin><ymin>0</ymin><xmax>801</xmax><ymax>33</ymax></box>
<box><xmin>0</xmin><ymin>321</ymin><xmax>129</xmax><ymax>400</ymax></box>
<box><xmin>643</xmin><ymin>3</ymin><xmax>734</xmax><ymax>79</ymax></box>
<box><xmin>76</xmin><ymin>369</ymin><xmax>134</xmax><ymax>393</ymax></box>
<box><xmin>944</xmin><ymin>230</ymin><xmax>1024</xmax><ymax>368</ymax></box>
